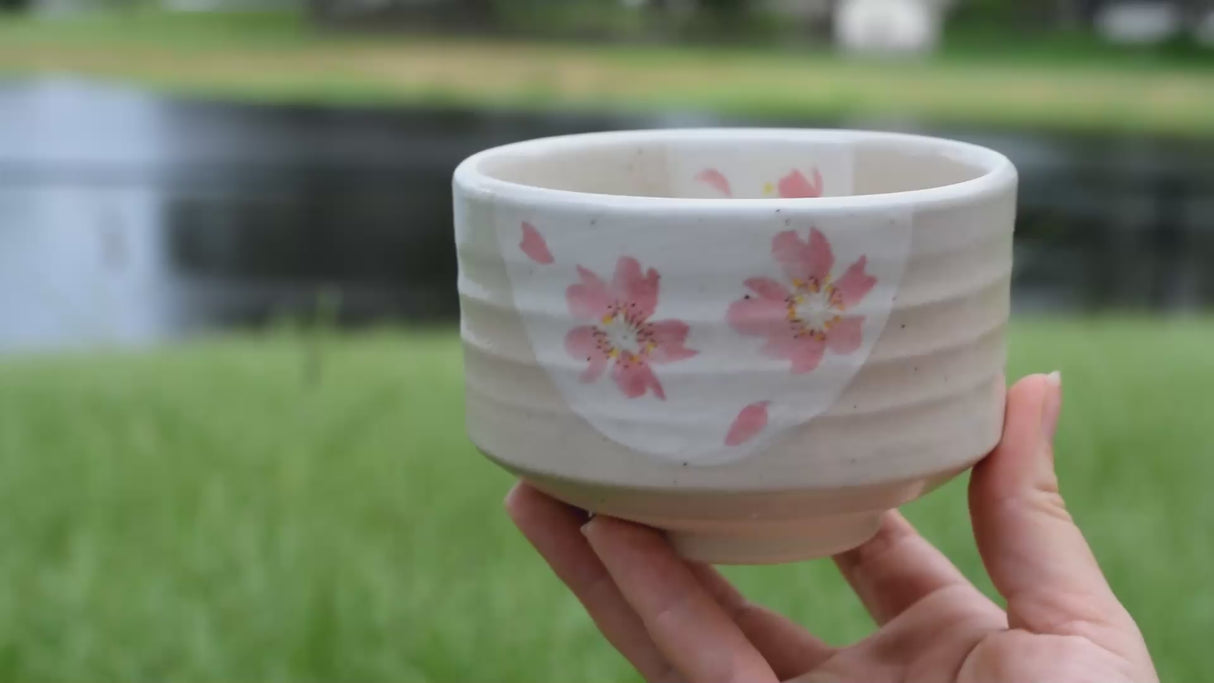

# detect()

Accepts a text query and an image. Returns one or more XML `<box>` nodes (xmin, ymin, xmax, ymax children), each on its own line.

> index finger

<box><xmin>583</xmin><ymin>516</ymin><xmax>779</xmax><ymax>683</ymax></box>
<box><xmin>833</xmin><ymin>511</ymin><xmax>1000</xmax><ymax>625</ymax></box>
<box><xmin>505</xmin><ymin>484</ymin><xmax>677</xmax><ymax>682</ymax></box>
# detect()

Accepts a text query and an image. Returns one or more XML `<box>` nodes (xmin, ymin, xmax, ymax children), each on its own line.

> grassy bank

<box><xmin>1</xmin><ymin>12</ymin><xmax>1213</xmax><ymax>137</ymax></box>
<box><xmin>0</xmin><ymin>318</ymin><xmax>1210</xmax><ymax>681</ymax></box>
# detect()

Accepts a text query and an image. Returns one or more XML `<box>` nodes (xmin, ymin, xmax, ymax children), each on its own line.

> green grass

<box><xmin>0</xmin><ymin>318</ymin><xmax>1211</xmax><ymax>681</ymax></box>
<box><xmin>1</xmin><ymin>12</ymin><xmax>1213</xmax><ymax>137</ymax></box>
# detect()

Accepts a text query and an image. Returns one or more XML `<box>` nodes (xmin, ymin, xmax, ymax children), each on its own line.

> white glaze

<box><xmin>455</xmin><ymin>129</ymin><xmax>1017</xmax><ymax>564</ymax></box>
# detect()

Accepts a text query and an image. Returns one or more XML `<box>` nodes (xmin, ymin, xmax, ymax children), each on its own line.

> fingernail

<box><xmin>580</xmin><ymin>513</ymin><xmax>598</xmax><ymax>537</ymax></box>
<box><xmin>503</xmin><ymin>482</ymin><xmax>523</xmax><ymax>509</ymax></box>
<box><xmin>1041</xmin><ymin>371</ymin><xmax>1062</xmax><ymax>442</ymax></box>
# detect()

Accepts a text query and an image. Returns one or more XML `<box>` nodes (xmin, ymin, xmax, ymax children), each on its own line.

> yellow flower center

<box><xmin>600</xmin><ymin>312</ymin><xmax>645</xmax><ymax>357</ymax></box>
<box><xmin>787</xmin><ymin>281</ymin><xmax>841</xmax><ymax>335</ymax></box>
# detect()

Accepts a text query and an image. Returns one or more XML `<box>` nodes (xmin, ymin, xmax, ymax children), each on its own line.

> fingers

<box><xmin>833</xmin><ymin>511</ymin><xmax>998</xmax><ymax>625</ymax></box>
<box><xmin>969</xmin><ymin>373</ymin><xmax>1140</xmax><ymax>642</ymax></box>
<box><xmin>504</xmin><ymin>484</ymin><xmax>676</xmax><ymax>682</ymax></box>
<box><xmin>508</xmin><ymin>484</ymin><xmax>831</xmax><ymax>682</ymax></box>
<box><xmin>583</xmin><ymin>516</ymin><xmax>779</xmax><ymax>683</ymax></box>
<box><xmin>687</xmin><ymin>563</ymin><xmax>835</xmax><ymax>678</ymax></box>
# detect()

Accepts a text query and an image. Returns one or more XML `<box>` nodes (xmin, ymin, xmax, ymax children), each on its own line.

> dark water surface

<box><xmin>2</xmin><ymin>78</ymin><xmax>1211</xmax><ymax>352</ymax></box>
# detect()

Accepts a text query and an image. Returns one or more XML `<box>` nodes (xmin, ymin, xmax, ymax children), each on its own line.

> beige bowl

<box><xmin>454</xmin><ymin>129</ymin><xmax>1017</xmax><ymax>564</ymax></box>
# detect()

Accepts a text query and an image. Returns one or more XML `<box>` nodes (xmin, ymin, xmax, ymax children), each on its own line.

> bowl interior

<box><xmin>474</xmin><ymin>131</ymin><xmax>999</xmax><ymax>200</ymax></box>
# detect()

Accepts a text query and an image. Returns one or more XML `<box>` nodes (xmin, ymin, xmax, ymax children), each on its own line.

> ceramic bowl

<box><xmin>454</xmin><ymin>129</ymin><xmax>1017</xmax><ymax>564</ymax></box>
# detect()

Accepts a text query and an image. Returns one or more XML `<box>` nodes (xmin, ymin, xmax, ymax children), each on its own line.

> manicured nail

<box><xmin>1042</xmin><ymin>371</ymin><xmax>1062</xmax><ymax>442</ymax></box>
<box><xmin>580</xmin><ymin>513</ymin><xmax>598</xmax><ymax>536</ymax></box>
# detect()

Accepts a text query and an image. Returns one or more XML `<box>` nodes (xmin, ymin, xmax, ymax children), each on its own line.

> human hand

<box><xmin>505</xmin><ymin>373</ymin><xmax>1158</xmax><ymax>682</ymax></box>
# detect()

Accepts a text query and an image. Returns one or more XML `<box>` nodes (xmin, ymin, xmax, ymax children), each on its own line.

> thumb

<box><xmin>969</xmin><ymin>373</ymin><xmax>1137</xmax><ymax>641</ymax></box>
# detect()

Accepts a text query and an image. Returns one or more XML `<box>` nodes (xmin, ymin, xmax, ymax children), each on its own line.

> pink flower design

<box><xmin>519</xmin><ymin>221</ymin><xmax>554</xmax><ymax>264</ymax></box>
<box><xmin>697</xmin><ymin>167</ymin><xmax>824</xmax><ymax>198</ymax></box>
<box><xmin>695</xmin><ymin>168</ymin><xmax>733</xmax><ymax>197</ymax></box>
<box><xmin>776</xmin><ymin>168</ymin><xmax>823</xmax><ymax>198</ymax></box>
<box><xmin>725</xmin><ymin>401</ymin><xmax>769</xmax><ymax>446</ymax></box>
<box><xmin>565</xmin><ymin>257</ymin><xmax>697</xmax><ymax>400</ymax></box>
<box><xmin>727</xmin><ymin>228</ymin><xmax>876</xmax><ymax>374</ymax></box>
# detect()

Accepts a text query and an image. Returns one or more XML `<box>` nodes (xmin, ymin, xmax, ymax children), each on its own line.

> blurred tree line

<box><xmin>4</xmin><ymin>0</ymin><xmax>1211</xmax><ymax>50</ymax></box>
<box><xmin>297</xmin><ymin>0</ymin><xmax>1211</xmax><ymax>42</ymax></box>
<box><xmin>304</xmin><ymin>0</ymin><xmax>785</xmax><ymax>41</ymax></box>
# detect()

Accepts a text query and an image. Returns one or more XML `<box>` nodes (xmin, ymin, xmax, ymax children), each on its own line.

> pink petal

<box><xmin>834</xmin><ymin>256</ymin><xmax>877</xmax><ymax>309</ymax></box>
<box><xmin>744</xmin><ymin>277</ymin><xmax>791</xmax><ymax>301</ymax></box>
<box><xmin>725</xmin><ymin>401</ymin><xmax>769</xmax><ymax>447</ymax></box>
<box><xmin>565</xmin><ymin>325</ymin><xmax>608</xmax><ymax>382</ymax></box>
<box><xmin>772</xmin><ymin>229</ymin><xmax>833</xmax><ymax>285</ymax></box>
<box><xmin>519</xmin><ymin>221</ymin><xmax>554</xmax><ymax>264</ymax></box>
<box><xmin>764</xmin><ymin>333</ymin><xmax>827</xmax><ymax>374</ymax></box>
<box><xmin>611</xmin><ymin>355</ymin><xmax>665</xmax><ymax>400</ymax></box>
<box><xmin>777</xmin><ymin>168</ymin><xmax>823</xmax><ymax>198</ymax></box>
<box><xmin>826</xmin><ymin>315</ymin><xmax>864</xmax><ymax>354</ymax></box>
<box><xmin>646</xmin><ymin>319</ymin><xmax>698</xmax><ymax>364</ymax></box>
<box><xmin>611</xmin><ymin>256</ymin><xmax>660</xmax><ymax>321</ymax></box>
<box><xmin>694</xmin><ymin>168</ymin><xmax>733</xmax><ymax>197</ymax></box>
<box><xmin>727</xmin><ymin>293</ymin><xmax>789</xmax><ymax>338</ymax></box>
<box><xmin>566</xmin><ymin>266</ymin><xmax>612</xmax><ymax>321</ymax></box>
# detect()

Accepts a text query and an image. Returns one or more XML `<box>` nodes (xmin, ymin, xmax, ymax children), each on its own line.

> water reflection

<box><xmin>1</xmin><ymin>78</ymin><xmax>1211</xmax><ymax>352</ymax></box>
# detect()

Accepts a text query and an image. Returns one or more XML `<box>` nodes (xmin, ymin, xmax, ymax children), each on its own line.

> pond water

<box><xmin>1</xmin><ymin>78</ymin><xmax>1211</xmax><ymax>352</ymax></box>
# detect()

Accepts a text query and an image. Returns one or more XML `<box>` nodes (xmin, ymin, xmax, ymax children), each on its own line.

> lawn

<box><xmin>0</xmin><ymin>318</ymin><xmax>1210</xmax><ymax>681</ymax></box>
<box><xmin>1</xmin><ymin>12</ymin><xmax>1214</xmax><ymax>137</ymax></box>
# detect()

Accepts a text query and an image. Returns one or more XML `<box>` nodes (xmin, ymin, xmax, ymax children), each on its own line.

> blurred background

<box><xmin>0</xmin><ymin>1</ymin><xmax>1211</xmax><ymax>681</ymax></box>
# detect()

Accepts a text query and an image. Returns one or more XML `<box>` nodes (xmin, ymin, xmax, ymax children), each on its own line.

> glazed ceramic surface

<box><xmin>454</xmin><ymin>129</ymin><xmax>1017</xmax><ymax>564</ymax></box>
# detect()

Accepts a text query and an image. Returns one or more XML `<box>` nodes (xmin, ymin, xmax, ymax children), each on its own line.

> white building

<box><xmin>833</xmin><ymin>0</ymin><xmax>953</xmax><ymax>55</ymax></box>
<box><xmin>1094</xmin><ymin>1</ymin><xmax>1185</xmax><ymax>45</ymax></box>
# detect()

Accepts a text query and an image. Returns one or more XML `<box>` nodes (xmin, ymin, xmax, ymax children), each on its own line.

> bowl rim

<box><xmin>454</xmin><ymin>127</ymin><xmax>1017</xmax><ymax>213</ymax></box>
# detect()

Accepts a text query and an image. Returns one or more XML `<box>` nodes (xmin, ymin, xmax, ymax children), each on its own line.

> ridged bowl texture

<box><xmin>455</xmin><ymin>129</ymin><xmax>1017</xmax><ymax>564</ymax></box>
